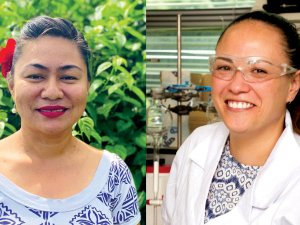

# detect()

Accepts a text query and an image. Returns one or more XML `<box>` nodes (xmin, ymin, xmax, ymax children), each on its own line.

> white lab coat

<box><xmin>162</xmin><ymin>111</ymin><xmax>300</xmax><ymax>225</ymax></box>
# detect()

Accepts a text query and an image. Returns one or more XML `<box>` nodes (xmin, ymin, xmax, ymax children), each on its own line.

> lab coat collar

<box><xmin>188</xmin><ymin>122</ymin><xmax>229</xmax><ymax>169</ymax></box>
<box><xmin>186</xmin><ymin>111</ymin><xmax>300</xmax><ymax>222</ymax></box>
<box><xmin>252</xmin><ymin>111</ymin><xmax>300</xmax><ymax>209</ymax></box>
<box><xmin>186</xmin><ymin>122</ymin><xmax>230</xmax><ymax>224</ymax></box>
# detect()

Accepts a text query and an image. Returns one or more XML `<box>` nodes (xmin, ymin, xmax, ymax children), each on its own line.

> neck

<box><xmin>229</xmin><ymin>119</ymin><xmax>285</xmax><ymax>166</ymax></box>
<box><xmin>15</xmin><ymin>127</ymin><xmax>78</xmax><ymax>159</ymax></box>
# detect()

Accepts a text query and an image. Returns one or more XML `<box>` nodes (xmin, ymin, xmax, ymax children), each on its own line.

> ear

<box><xmin>287</xmin><ymin>70</ymin><xmax>300</xmax><ymax>103</ymax></box>
<box><xmin>7</xmin><ymin>73</ymin><xmax>15</xmax><ymax>101</ymax></box>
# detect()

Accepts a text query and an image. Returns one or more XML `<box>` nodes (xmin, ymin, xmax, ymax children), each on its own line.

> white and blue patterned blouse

<box><xmin>204</xmin><ymin>139</ymin><xmax>260</xmax><ymax>223</ymax></box>
<box><xmin>0</xmin><ymin>150</ymin><xmax>141</xmax><ymax>225</ymax></box>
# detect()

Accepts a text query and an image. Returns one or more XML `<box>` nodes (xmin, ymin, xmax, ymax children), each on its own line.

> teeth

<box><xmin>228</xmin><ymin>101</ymin><xmax>253</xmax><ymax>109</ymax></box>
<box><xmin>41</xmin><ymin>109</ymin><xmax>64</xmax><ymax>112</ymax></box>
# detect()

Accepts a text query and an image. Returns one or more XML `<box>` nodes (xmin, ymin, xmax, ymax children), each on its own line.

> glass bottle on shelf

<box><xmin>147</xmin><ymin>87</ymin><xmax>173</xmax><ymax>156</ymax></box>
<box><xmin>146</xmin><ymin>87</ymin><xmax>172</xmax><ymax>225</ymax></box>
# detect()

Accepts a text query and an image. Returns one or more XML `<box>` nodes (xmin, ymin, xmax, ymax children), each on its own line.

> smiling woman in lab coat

<box><xmin>162</xmin><ymin>11</ymin><xmax>300</xmax><ymax>225</ymax></box>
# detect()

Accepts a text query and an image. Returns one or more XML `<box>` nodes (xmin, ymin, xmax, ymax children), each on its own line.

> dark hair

<box><xmin>11</xmin><ymin>16</ymin><xmax>91</xmax><ymax>80</ymax></box>
<box><xmin>217</xmin><ymin>10</ymin><xmax>300</xmax><ymax>134</ymax></box>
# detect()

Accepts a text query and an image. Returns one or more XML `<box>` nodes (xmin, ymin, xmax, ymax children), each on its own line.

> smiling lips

<box><xmin>227</xmin><ymin>100</ymin><xmax>254</xmax><ymax>109</ymax></box>
<box><xmin>37</xmin><ymin>105</ymin><xmax>68</xmax><ymax>118</ymax></box>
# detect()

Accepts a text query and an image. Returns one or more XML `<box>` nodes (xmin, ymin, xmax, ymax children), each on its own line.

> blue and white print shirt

<box><xmin>204</xmin><ymin>139</ymin><xmax>260</xmax><ymax>223</ymax></box>
<box><xmin>0</xmin><ymin>150</ymin><xmax>141</xmax><ymax>225</ymax></box>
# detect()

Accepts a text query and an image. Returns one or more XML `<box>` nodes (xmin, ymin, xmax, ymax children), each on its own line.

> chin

<box><xmin>222</xmin><ymin>117</ymin><xmax>253</xmax><ymax>134</ymax></box>
<box><xmin>42</xmin><ymin>127</ymin><xmax>72</xmax><ymax>136</ymax></box>
<box><xmin>227</xmin><ymin>126</ymin><xmax>250</xmax><ymax>135</ymax></box>
<box><xmin>33</xmin><ymin>121</ymin><xmax>73</xmax><ymax>136</ymax></box>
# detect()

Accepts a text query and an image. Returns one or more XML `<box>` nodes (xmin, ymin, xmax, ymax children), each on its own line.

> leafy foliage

<box><xmin>0</xmin><ymin>0</ymin><xmax>146</xmax><ymax>223</ymax></box>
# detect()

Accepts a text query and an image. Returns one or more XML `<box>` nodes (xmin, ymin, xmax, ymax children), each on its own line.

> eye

<box><xmin>216</xmin><ymin>65</ymin><xmax>232</xmax><ymax>71</ymax></box>
<box><xmin>60</xmin><ymin>75</ymin><xmax>78</xmax><ymax>81</ymax></box>
<box><xmin>26</xmin><ymin>74</ymin><xmax>44</xmax><ymax>80</ymax></box>
<box><xmin>252</xmin><ymin>68</ymin><xmax>268</xmax><ymax>74</ymax></box>
<box><xmin>251</xmin><ymin>67</ymin><xmax>269</xmax><ymax>76</ymax></box>
<box><xmin>249</xmin><ymin>60</ymin><xmax>272</xmax><ymax>76</ymax></box>
<box><xmin>212</xmin><ymin>59</ymin><xmax>234</xmax><ymax>72</ymax></box>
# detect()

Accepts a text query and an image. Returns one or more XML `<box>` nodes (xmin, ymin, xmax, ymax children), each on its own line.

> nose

<box><xmin>41</xmin><ymin>78</ymin><xmax>63</xmax><ymax>100</ymax></box>
<box><xmin>227</xmin><ymin>69</ymin><xmax>251</xmax><ymax>94</ymax></box>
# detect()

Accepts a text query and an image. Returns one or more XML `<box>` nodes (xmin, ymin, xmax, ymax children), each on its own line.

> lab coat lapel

<box><xmin>251</xmin><ymin>122</ymin><xmax>300</xmax><ymax>210</ymax></box>
<box><xmin>207</xmin><ymin>112</ymin><xmax>300</xmax><ymax>224</ymax></box>
<box><xmin>187</xmin><ymin>123</ymin><xmax>229</xmax><ymax>225</ymax></box>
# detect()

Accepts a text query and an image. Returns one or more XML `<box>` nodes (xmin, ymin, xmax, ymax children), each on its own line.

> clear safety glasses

<box><xmin>209</xmin><ymin>55</ymin><xmax>297</xmax><ymax>83</ymax></box>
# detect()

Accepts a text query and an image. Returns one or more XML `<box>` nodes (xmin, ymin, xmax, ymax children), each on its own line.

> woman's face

<box><xmin>212</xmin><ymin>20</ymin><xmax>299</xmax><ymax>135</ymax></box>
<box><xmin>10</xmin><ymin>36</ymin><xmax>89</xmax><ymax>135</ymax></box>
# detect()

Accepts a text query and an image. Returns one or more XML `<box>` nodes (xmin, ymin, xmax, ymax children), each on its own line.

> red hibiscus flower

<box><xmin>0</xmin><ymin>38</ymin><xmax>16</xmax><ymax>78</ymax></box>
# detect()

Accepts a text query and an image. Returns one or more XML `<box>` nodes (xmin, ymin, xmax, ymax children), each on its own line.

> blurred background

<box><xmin>0</xmin><ymin>0</ymin><xmax>146</xmax><ymax>224</ymax></box>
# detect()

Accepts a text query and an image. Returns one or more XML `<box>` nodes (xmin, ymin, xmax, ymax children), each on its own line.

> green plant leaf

<box><xmin>122</xmin><ymin>96</ymin><xmax>142</xmax><ymax>107</ymax></box>
<box><xmin>89</xmin><ymin>79</ymin><xmax>104</xmax><ymax>93</ymax></box>
<box><xmin>77</xmin><ymin>117</ymin><xmax>95</xmax><ymax>140</ymax></box>
<box><xmin>115</xmin><ymin>32</ymin><xmax>126</xmax><ymax>47</ymax></box>
<box><xmin>72</xmin><ymin>130</ymin><xmax>80</xmax><ymax>137</ymax></box>
<box><xmin>106</xmin><ymin>144</ymin><xmax>127</xmax><ymax>160</ymax></box>
<box><xmin>125</xmin><ymin>26</ymin><xmax>145</xmax><ymax>42</ymax></box>
<box><xmin>4</xmin><ymin>122</ymin><xmax>16</xmax><ymax>133</ymax></box>
<box><xmin>131</xmin><ymin>86</ymin><xmax>145</xmax><ymax>102</ymax></box>
<box><xmin>133</xmin><ymin>132</ymin><xmax>146</xmax><ymax>148</ymax></box>
<box><xmin>108</xmin><ymin>83</ymin><xmax>123</xmax><ymax>95</ymax></box>
<box><xmin>90</xmin><ymin>130</ymin><xmax>102</xmax><ymax>144</ymax></box>
<box><xmin>116</xmin><ymin>119</ymin><xmax>133</xmax><ymax>132</ymax></box>
<box><xmin>0</xmin><ymin>112</ymin><xmax>7</xmax><ymax>120</ymax></box>
<box><xmin>96</xmin><ymin>61</ymin><xmax>112</xmax><ymax>76</ymax></box>
<box><xmin>101</xmin><ymin>135</ymin><xmax>113</xmax><ymax>143</ymax></box>
<box><xmin>141</xmin><ymin>164</ymin><xmax>146</xmax><ymax>176</ymax></box>
<box><xmin>133</xmin><ymin>169</ymin><xmax>143</xmax><ymax>190</ymax></box>
<box><xmin>132</xmin><ymin>149</ymin><xmax>146</xmax><ymax>165</ymax></box>
<box><xmin>112</xmin><ymin>56</ymin><xmax>127</xmax><ymax>67</ymax></box>
<box><xmin>90</xmin><ymin>142</ymin><xmax>102</xmax><ymax>149</ymax></box>
<box><xmin>126</xmin><ymin>145</ymin><xmax>136</xmax><ymax>157</ymax></box>
<box><xmin>113</xmin><ymin>88</ymin><xmax>125</xmax><ymax>97</ymax></box>
<box><xmin>97</xmin><ymin>101</ymin><xmax>118</xmax><ymax>118</ymax></box>
<box><xmin>138</xmin><ymin>190</ymin><xmax>146</xmax><ymax>208</ymax></box>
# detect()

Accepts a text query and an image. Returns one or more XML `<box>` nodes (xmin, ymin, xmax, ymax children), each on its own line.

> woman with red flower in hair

<box><xmin>0</xmin><ymin>16</ymin><xmax>140</xmax><ymax>224</ymax></box>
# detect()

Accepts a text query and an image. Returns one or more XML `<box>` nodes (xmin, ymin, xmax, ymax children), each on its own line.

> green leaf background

<box><xmin>0</xmin><ymin>0</ymin><xmax>146</xmax><ymax>223</ymax></box>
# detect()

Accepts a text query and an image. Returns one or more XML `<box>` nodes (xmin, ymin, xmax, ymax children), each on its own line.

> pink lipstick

<box><xmin>37</xmin><ymin>105</ymin><xmax>68</xmax><ymax>118</ymax></box>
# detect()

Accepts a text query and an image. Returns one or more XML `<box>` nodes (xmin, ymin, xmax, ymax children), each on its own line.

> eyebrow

<box><xmin>216</xmin><ymin>56</ymin><xmax>234</xmax><ymax>63</ymax></box>
<box><xmin>26</xmin><ymin>63</ymin><xmax>83</xmax><ymax>72</ymax></box>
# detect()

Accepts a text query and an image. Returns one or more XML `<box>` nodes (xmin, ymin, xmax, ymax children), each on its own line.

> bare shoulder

<box><xmin>87</xmin><ymin>145</ymin><xmax>103</xmax><ymax>160</ymax></box>
<box><xmin>0</xmin><ymin>133</ymin><xmax>21</xmax><ymax>175</ymax></box>
<box><xmin>0</xmin><ymin>133</ymin><xmax>18</xmax><ymax>154</ymax></box>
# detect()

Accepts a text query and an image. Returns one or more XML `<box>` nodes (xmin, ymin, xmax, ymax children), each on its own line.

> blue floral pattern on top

<box><xmin>0</xmin><ymin>151</ymin><xmax>140</xmax><ymax>225</ymax></box>
<box><xmin>98</xmin><ymin>156</ymin><xmax>139</xmax><ymax>225</ymax></box>
<box><xmin>0</xmin><ymin>203</ymin><xmax>25</xmax><ymax>225</ymax></box>
<box><xmin>96</xmin><ymin>192</ymin><xmax>120</xmax><ymax>212</ymax></box>
<box><xmin>113</xmin><ymin>186</ymin><xmax>139</xmax><ymax>225</ymax></box>
<box><xmin>107</xmin><ymin>159</ymin><xmax>131</xmax><ymax>193</ymax></box>
<box><xmin>27</xmin><ymin>208</ymin><xmax>58</xmax><ymax>225</ymax></box>
<box><xmin>204</xmin><ymin>139</ymin><xmax>260</xmax><ymax>223</ymax></box>
<box><xmin>70</xmin><ymin>206</ymin><xmax>111</xmax><ymax>225</ymax></box>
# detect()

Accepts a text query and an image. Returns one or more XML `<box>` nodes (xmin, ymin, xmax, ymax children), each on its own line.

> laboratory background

<box><xmin>145</xmin><ymin>0</ymin><xmax>300</xmax><ymax>224</ymax></box>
